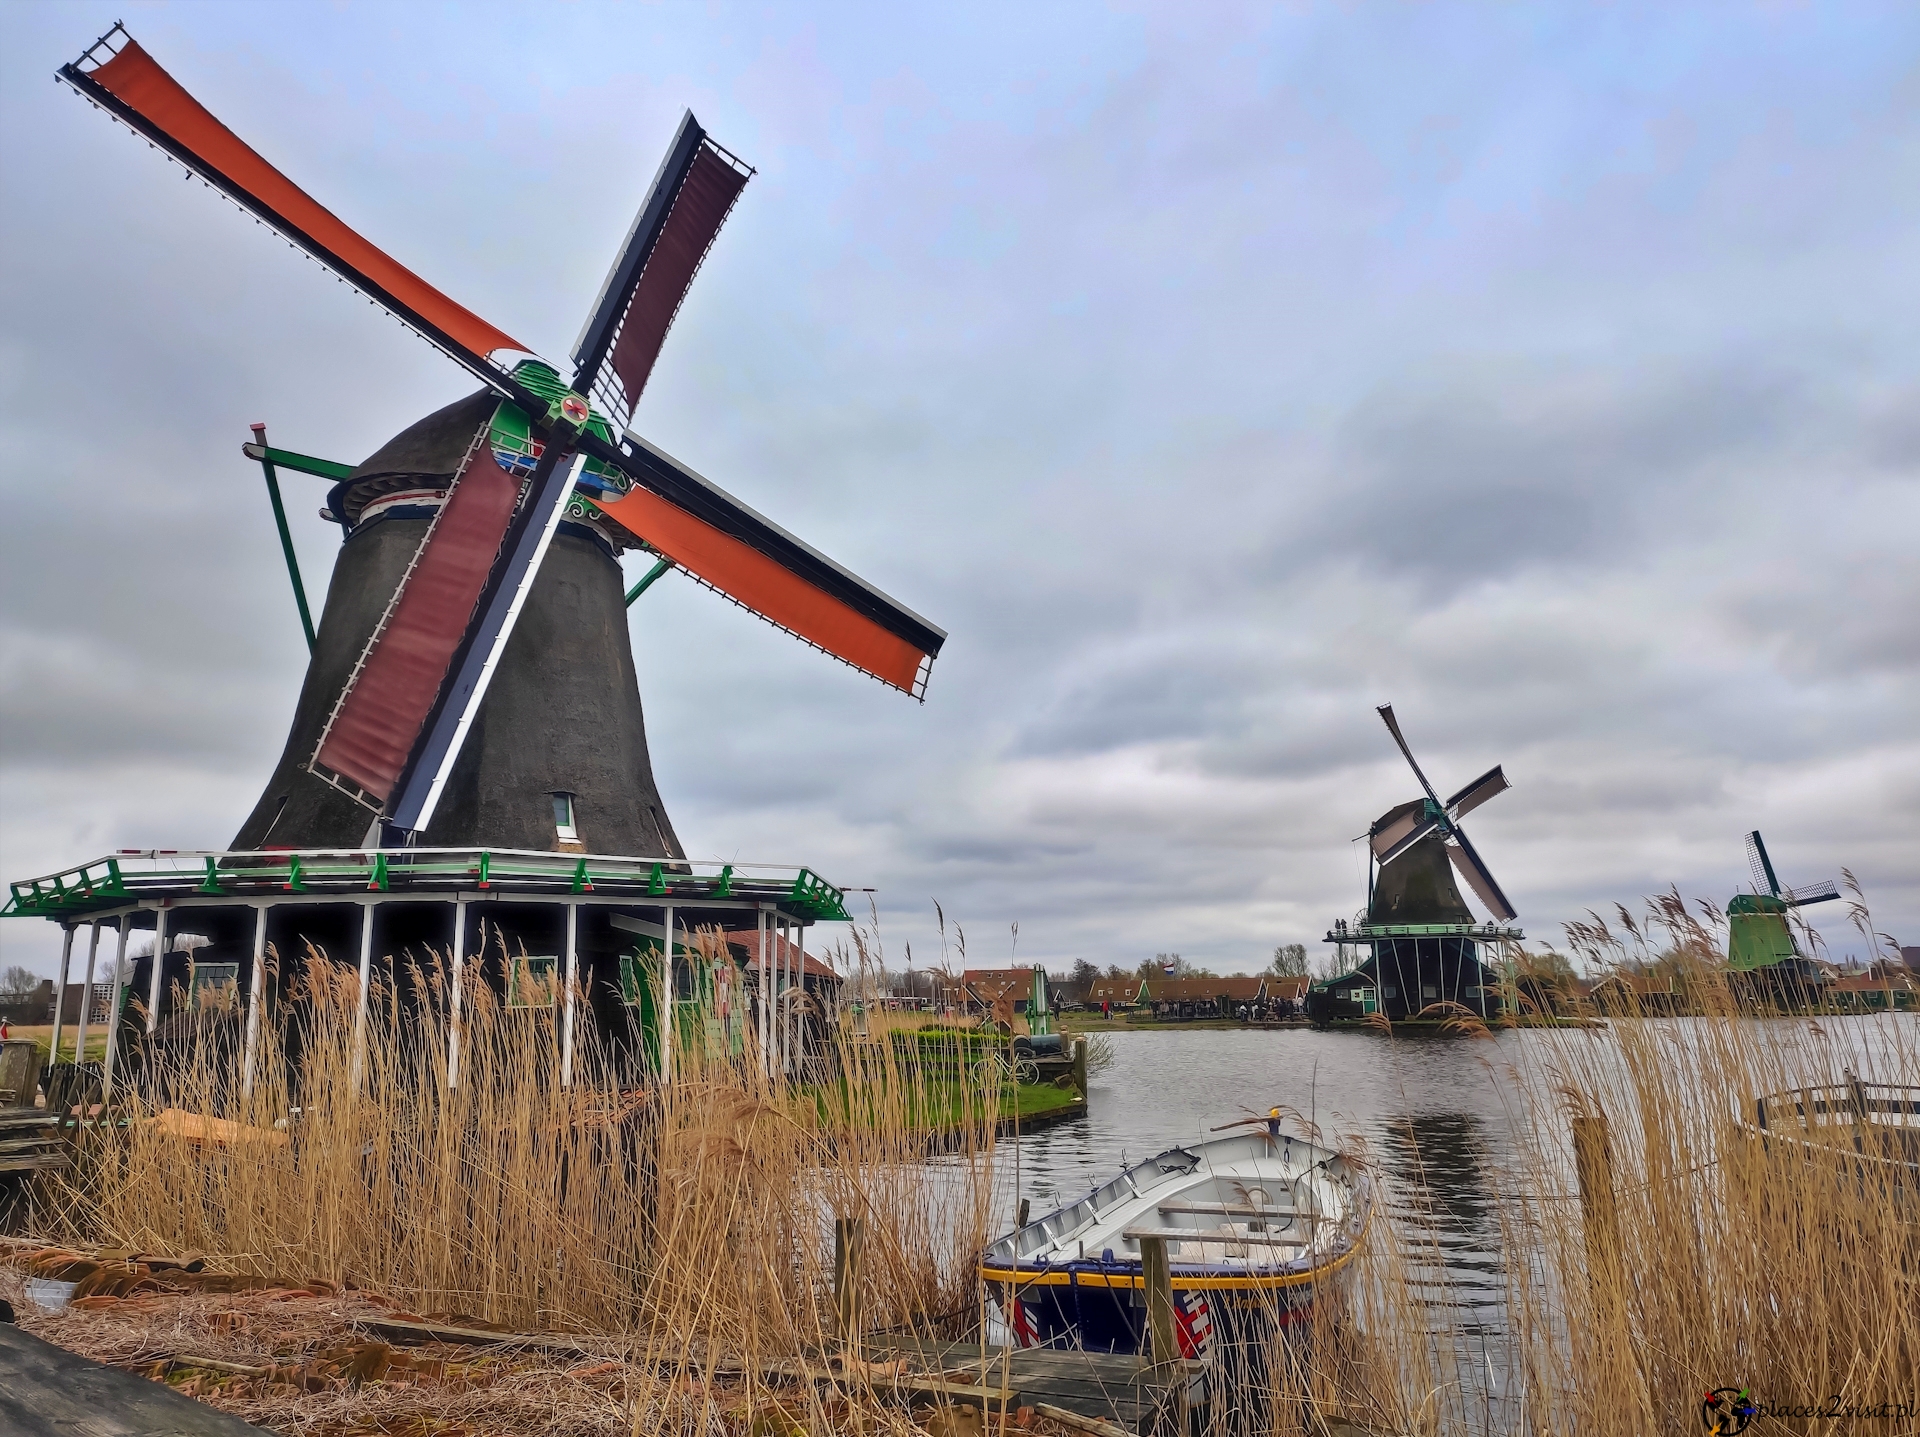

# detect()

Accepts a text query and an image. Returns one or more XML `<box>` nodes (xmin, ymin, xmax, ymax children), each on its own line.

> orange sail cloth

<box><xmin>82</xmin><ymin>41</ymin><xmax>528</xmax><ymax>362</ymax></box>
<box><xmin>592</xmin><ymin>486</ymin><xmax>931</xmax><ymax>695</ymax></box>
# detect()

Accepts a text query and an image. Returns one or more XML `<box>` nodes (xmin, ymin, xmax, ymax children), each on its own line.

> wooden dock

<box><xmin>864</xmin><ymin>1335</ymin><xmax>1196</xmax><ymax>1435</ymax></box>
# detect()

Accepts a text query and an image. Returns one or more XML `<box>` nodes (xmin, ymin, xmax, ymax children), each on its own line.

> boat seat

<box><xmin>1157</xmin><ymin>1200</ymin><xmax>1290</xmax><ymax>1218</ymax></box>
<box><xmin>1120</xmin><ymin>1225</ymin><xmax>1309</xmax><ymax>1247</ymax></box>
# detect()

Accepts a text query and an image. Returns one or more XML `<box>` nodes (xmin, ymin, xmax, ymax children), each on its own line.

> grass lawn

<box><xmin>815</xmin><ymin>1073</ymin><xmax>1082</xmax><ymax>1133</ymax></box>
<box><xmin>3</xmin><ymin>1024</ymin><xmax>108</xmax><ymax>1063</ymax></box>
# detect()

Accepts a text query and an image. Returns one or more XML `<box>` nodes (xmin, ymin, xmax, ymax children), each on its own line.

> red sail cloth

<box><xmin>608</xmin><ymin>144</ymin><xmax>748</xmax><ymax>411</ymax></box>
<box><xmin>87</xmin><ymin>41</ymin><xmax>529</xmax><ymax>362</ymax></box>
<box><xmin>592</xmin><ymin>486</ymin><xmax>929</xmax><ymax>695</ymax></box>
<box><xmin>314</xmin><ymin>445</ymin><xmax>523</xmax><ymax>801</ymax></box>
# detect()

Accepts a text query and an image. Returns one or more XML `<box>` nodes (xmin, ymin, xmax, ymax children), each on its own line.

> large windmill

<box><xmin>9</xmin><ymin>25</ymin><xmax>947</xmax><ymax>1093</ymax></box>
<box><xmin>1317</xmin><ymin>707</ymin><xmax>1521</xmax><ymax>1023</ymax></box>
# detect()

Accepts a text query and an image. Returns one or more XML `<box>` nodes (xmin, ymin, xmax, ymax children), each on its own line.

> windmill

<box><xmin>1317</xmin><ymin>706</ymin><xmax>1521</xmax><ymax>1023</ymax></box>
<box><xmin>1727</xmin><ymin>830</ymin><xmax>1838</xmax><ymax>977</ymax></box>
<box><xmin>18</xmin><ymin>24</ymin><xmax>949</xmax><ymax>1090</ymax></box>
<box><xmin>57</xmin><ymin>24</ymin><xmax>945</xmax><ymax>861</ymax></box>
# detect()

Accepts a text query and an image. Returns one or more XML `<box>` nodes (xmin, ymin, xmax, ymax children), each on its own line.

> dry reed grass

<box><xmin>10</xmin><ymin>901</ymin><xmax>1916</xmax><ymax>1436</ymax></box>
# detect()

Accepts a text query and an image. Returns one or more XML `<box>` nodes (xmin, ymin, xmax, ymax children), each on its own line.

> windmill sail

<box><xmin>573</xmin><ymin>112</ymin><xmax>752</xmax><ymax>428</ymax></box>
<box><xmin>1444</xmin><ymin>765</ymin><xmax>1509</xmax><ymax>821</ymax></box>
<box><xmin>592</xmin><ymin>436</ymin><xmax>945</xmax><ymax>696</ymax></box>
<box><xmin>1446</xmin><ymin>833</ymin><xmax>1517</xmax><ymax>923</ymax></box>
<box><xmin>65</xmin><ymin>23</ymin><xmax>948</xmax><ymax>839</ymax></box>
<box><xmin>309</xmin><ymin>426</ymin><xmax>522</xmax><ymax>805</ymax></box>
<box><xmin>58</xmin><ymin>28</ymin><xmax>528</xmax><ymax>371</ymax></box>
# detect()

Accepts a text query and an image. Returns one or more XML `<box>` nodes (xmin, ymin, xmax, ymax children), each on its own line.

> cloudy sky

<box><xmin>3</xmin><ymin>2</ymin><xmax>1915</xmax><ymax>979</ymax></box>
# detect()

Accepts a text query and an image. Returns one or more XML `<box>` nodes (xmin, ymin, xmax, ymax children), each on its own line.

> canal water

<box><xmin>992</xmin><ymin>1018</ymin><xmax>1917</xmax><ymax>1347</ymax></box>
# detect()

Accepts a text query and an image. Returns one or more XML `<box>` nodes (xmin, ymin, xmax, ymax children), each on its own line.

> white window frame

<box><xmin>551</xmin><ymin>791</ymin><xmax>578</xmax><ymax>843</ymax></box>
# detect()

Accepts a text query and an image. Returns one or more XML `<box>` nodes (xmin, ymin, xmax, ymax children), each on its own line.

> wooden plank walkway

<box><xmin>0</xmin><ymin>1320</ymin><xmax>271</xmax><ymax>1435</ymax></box>
<box><xmin>865</xmin><ymin>1335</ymin><xmax>1192</xmax><ymax>1435</ymax></box>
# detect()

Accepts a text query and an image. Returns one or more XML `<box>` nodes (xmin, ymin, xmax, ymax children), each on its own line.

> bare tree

<box><xmin>2</xmin><ymin>965</ymin><xmax>40</xmax><ymax>998</ymax></box>
<box><xmin>1268</xmin><ymin>943</ymin><xmax>1310</xmax><ymax>978</ymax></box>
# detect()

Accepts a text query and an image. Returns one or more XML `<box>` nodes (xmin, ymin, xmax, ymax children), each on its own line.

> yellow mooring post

<box><xmin>834</xmin><ymin>1215</ymin><xmax>865</xmax><ymax>1353</ymax></box>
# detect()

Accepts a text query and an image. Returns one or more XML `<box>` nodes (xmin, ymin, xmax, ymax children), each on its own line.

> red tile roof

<box><xmin>725</xmin><ymin>929</ymin><xmax>840</xmax><ymax>981</ymax></box>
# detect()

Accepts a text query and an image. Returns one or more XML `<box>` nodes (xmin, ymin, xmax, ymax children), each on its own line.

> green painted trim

<box><xmin>257</xmin><ymin>455</ymin><xmax>317</xmax><ymax>654</ymax></box>
<box><xmin>625</xmin><ymin>558</ymin><xmax>672</xmax><ymax>606</ymax></box>
<box><xmin>571</xmin><ymin>858</ymin><xmax>593</xmax><ymax>894</ymax></box>
<box><xmin>245</xmin><ymin>444</ymin><xmax>355</xmax><ymax>482</ymax></box>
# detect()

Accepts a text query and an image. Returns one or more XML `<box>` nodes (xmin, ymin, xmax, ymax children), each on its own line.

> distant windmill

<box><xmin>1317</xmin><ymin>707</ymin><xmax>1521</xmax><ymax>1024</ymax></box>
<box><xmin>1728</xmin><ymin>830</ymin><xmax>1838</xmax><ymax>979</ymax></box>
<box><xmin>1369</xmin><ymin>706</ymin><xmax>1516</xmax><ymax>923</ymax></box>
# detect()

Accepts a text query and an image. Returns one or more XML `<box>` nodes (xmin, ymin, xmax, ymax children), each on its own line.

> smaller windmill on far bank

<box><xmin>1312</xmin><ymin>707</ymin><xmax>1522</xmax><ymax>1024</ymax></box>
<box><xmin>1726</xmin><ymin>830</ymin><xmax>1839</xmax><ymax>997</ymax></box>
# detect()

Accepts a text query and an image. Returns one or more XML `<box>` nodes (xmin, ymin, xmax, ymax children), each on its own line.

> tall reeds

<box><xmin>29</xmin><ymin>901</ymin><xmax>1919</xmax><ymax>1436</ymax></box>
<box><xmin>50</xmin><ymin>930</ymin><xmax>1000</xmax><ymax>1361</ymax></box>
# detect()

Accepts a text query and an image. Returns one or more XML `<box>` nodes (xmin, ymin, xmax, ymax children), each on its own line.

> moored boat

<box><xmin>980</xmin><ymin>1115</ymin><xmax>1370</xmax><ymax>1357</ymax></box>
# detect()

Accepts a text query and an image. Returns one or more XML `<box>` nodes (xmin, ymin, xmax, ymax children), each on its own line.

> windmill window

<box><xmin>509</xmin><ymin>955</ymin><xmax>559</xmax><ymax>1009</ymax></box>
<box><xmin>551</xmin><ymin>792</ymin><xmax>578</xmax><ymax>842</ymax></box>
<box><xmin>1422</xmin><ymin>985</ymin><xmax>1438</xmax><ymax>999</ymax></box>
<box><xmin>190</xmin><ymin>962</ymin><xmax>239</xmax><ymax>1002</ymax></box>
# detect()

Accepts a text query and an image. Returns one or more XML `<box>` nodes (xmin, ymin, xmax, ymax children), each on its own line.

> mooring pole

<box><xmin>145</xmin><ymin>907</ymin><xmax>169</xmax><ymax>1034</ymax></box>
<box><xmin>660</xmin><ymin>903</ymin><xmax>675</xmax><ymax>1087</ymax></box>
<box><xmin>560</xmin><ymin>901</ymin><xmax>579</xmax><ymax>1088</ymax></box>
<box><xmin>1571</xmin><ymin>1111</ymin><xmax>1621</xmax><ymax>1287</ymax></box>
<box><xmin>1139</xmin><ymin>1234</ymin><xmax>1179</xmax><ymax>1368</ymax></box>
<box><xmin>73</xmin><ymin>921</ymin><xmax>102</xmax><ymax>1070</ymax></box>
<box><xmin>348</xmin><ymin>901</ymin><xmax>374</xmax><ymax>1094</ymax></box>
<box><xmin>100</xmin><ymin>915</ymin><xmax>130</xmax><ymax>1104</ymax></box>
<box><xmin>834</xmin><ymin>1215</ymin><xmax>866</xmax><ymax>1352</ymax></box>
<box><xmin>49</xmin><ymin>925</ymin><xmax>75</xmax><ymax>1068</ymax></box>
<box><xmin>447</xmin><ymin>899</ymin><xmax>466</xmax><ymax>1089</ymax></box>
<box><xmin>250</xmin><ymin>423</ymin><xmax>316</xmax><ymax>653</ymax></box>
<box><xmin>242</xmin><ymin>905</ymin><xmax>268</xmax><ymax>1099</ymax></box>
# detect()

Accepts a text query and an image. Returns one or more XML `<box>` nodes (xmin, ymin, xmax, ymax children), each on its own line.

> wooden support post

<box><xmin>560</xmin><ymin>902</ymin><xmax>579</xmax><ymax>1088</ymax></box>
<box><xmin>794</xmin><ymin>920</ymin><xmax>806</xmax><ymax>1078</ymax></box>
<box><xmin>145</xmin><ymin>907</ymin><xmax>169</xmax><ymax>1034</ymax></box>
<box><xmin>834</xmin><ymin>1215</ymin><xmax>865</xmax><ymax>1352</ymax></box>
<box><xmin>100</xmin><ymin>916</ymin><xmax>130</xmax><ymax>1104</ymax></box>
<box><xmin>1571</xmin><ymin>1112</ymin><xmax>1621</xmax><ymax>1285</ymax></box>
<box><xmin>73</xmin><ymin>920</ymin><xmax>103</xmax><ymax>1071</ymax></box>
<box><xmin>757</xmin><ymin>907</ymin><xmax>770</xmax><ymax>1079</ymax></box>
<box><xmin>241</xmin><ymin>906</ymin><xmax>267</xmax><ymax>1099</ymax></box>
<box><xmin>447</xmin><ymin>899</ymin><xmax>466</xmax><ymax>1089</ymax></box>
<box><xmin>49</xmin><ymin>924</ymin><xmax>75</xmax><ymax>1066</ymax></box>
<box><xmin>348</xmin><ymin>902</ymin><xmax>374</xmax><ymax>1094</ymax></box>
<box><xmin>659</xmin><ymin>904</ymin><xmax>675</xmax><ymax>1087</ymax></box>
<box><xmin>1073</xmin><ymin>1038</ymin><xmax>1088</xmax><ymax>1097</ymax></box>
<box><xmin>1139</xmin><ymin>1235</ymin><xmax>1178</xmax><ymax>1369</ymax></box>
